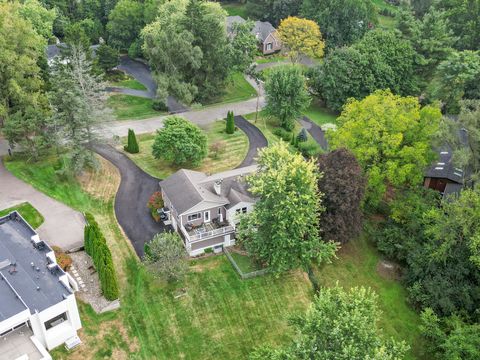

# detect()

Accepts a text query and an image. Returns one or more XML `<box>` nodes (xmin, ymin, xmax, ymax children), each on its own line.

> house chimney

<box><xmin>214</xmin><ymin>180</ymin><xmax>222</xmax><ymax>195</ymax></box>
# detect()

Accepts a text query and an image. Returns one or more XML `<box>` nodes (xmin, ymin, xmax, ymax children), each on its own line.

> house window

<box><xmin>266</xmin><ymin>43</ymin><xmax>273</xmax><ymax>51</ymax></box>
<box><xmin>204</xmin><ymin>211</ymin><xmax>210</xmax><ymax>222</ymax></box>
<box><xmin>45</xmin><ymin>312</ymin><xmax>68</xmax><ymax>330</ymax></box>
<box><xmin>236</xmin><ymin>207</ymin><xmax>248</xmax><ymax>214</ymax></box>
<box><xmin>187</xmin><ymin>213</ymin><xmax>201</xmax><ymax>222</ymax></box>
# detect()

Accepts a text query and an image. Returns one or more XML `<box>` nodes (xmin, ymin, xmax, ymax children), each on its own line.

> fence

<box><xmin>223</xmin><ymin>247</ymin><xmax>269</xmax><ymax>280</ymax></box>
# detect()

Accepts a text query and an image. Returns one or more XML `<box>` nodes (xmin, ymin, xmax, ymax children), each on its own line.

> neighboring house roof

<box><xmin>160</xmin><ymin>165</ymin><xmax>257</xmax><ymax>215</ymax></box>
<box><xmin>424</xmin><ymin>128</ymin><xmax>469</xmax><ymax>184</ymax></box>
<box><xmin>46</xmin><ymin>43</ymin><xmax>100</xmax><ymax>60</ymax></box>
<box><xmin>226</xmin><ymin>15</ymin><xmax>246</xmax><ymax>34</ymax></box>
<box><xmin>0</xmin><ymin>212</ymin><xmax>73</xmax><ymax>319</ymax></box>
<box><xmin>253</xmin><ymin>21</ymin><xmax>277</xmax><ymax>42</ymax></box>
<box><xmin>226</xmin><ymin>16</ymin><xmax>277</xmax><ymax>43</ymax></box>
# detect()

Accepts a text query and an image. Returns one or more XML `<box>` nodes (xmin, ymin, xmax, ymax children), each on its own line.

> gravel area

<box><xmin>69</xmin><ymin>251</ymin><xmax>120</xmax><ymax>313</ymax></box>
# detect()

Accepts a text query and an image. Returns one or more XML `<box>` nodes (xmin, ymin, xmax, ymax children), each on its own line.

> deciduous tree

<box><xmin>106</xmin><ymin>0</ymin><xmax>144</xmax><ymax>50</ymax></box>
<box><xmin>95</xmin><ymin>43</ymin><xmax>120</xmax><ymax>72</ymax></box>
<box><xmin>237</xmin><ymin>142</ymin><xmax>337</xmax><ymax>274</ymax></box>
<box><xmin>301</xmin><ymin>0</ymin><xmax>377</xmax><ymax>49</ymax></box>
<box><xmin>278</xmin><ymin>16</ymin><xmax>325</xmax><ymax>63</ymax></box>
<box><xmin>250</xmin><ymin>285</ymin><xmax>408</xmax><ymax>359</ymax></box>
<box><xmin>152</xmin><ymin>115</ymin><xmax>207</xmax><ymax>166</ymax></box>
<box><xmin>310</xmin><ymin>30</ymin><xmax>417</xmax><ymax>111</ymax></box>
<box><xmin>317</xmin><ymin>149</ymin><xmax>366</xmax><ymax>244</ymax></box>
<box><xmin>328</xmin><ymin>90</ymin><xmax>441</xmax><ymax>206</ymax></box>
<box><xmin>430</xmin><ymin>50</ymin><xmax>480</xmax><ymax>114</ymax></box>
<box><xmin>264</xmin><ymin>65</ymin><xmax>311</xmax><ymax>131</ymax></box>
<box><xmin>144</xmin><ymin>232</ymin><xmax>189</xmax><ymax>282</ymax></box>
<box><xmin>0</xmin><ymin>2</ymin><xmax>50</xmax><ymax>158</ymax></box>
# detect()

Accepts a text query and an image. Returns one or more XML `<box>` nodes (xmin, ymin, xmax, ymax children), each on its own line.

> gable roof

<box><xmin>160</xmin><ymin>166</ymin><xmax>257</xmax><ymax>215</ymax></box>
<box><xmin>226</xmin><ymin>16</ymin><xmax>276</xmax><ymax>43</ymax></box>
<box><xmin>253</xmin><ymin>21</ymin><xmax>276</xmax><ymax>42</ymax></box>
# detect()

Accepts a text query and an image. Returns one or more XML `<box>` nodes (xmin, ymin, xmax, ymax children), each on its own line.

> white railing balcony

<box><xmin>181</xmin><ymin>222</ymin><xmax>235</xmax><ymax>242</ymax></box>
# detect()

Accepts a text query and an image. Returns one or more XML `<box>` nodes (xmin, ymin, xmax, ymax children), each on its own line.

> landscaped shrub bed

<box><xmin>84</xmin><ymin>213</ymin><xmax>119</xmax><ymax>300</ymax></box>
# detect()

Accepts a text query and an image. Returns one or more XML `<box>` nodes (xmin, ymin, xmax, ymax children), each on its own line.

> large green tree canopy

<box><xmin>237</xmin><ymin>142</ymin><xmax>337</xmax><ymax>274</ymax></box>
<box><xmin>301</xmin><ymin>0</ymin><xmax>377</xmax><ymax>49</ymax></box>
<box><xmin>328</xmin><ymin>90</ymin><xmax>441</xmax><ymax>206</ymax></box>
<box><xmin>142</xmin><ymin>0</ymin><xmax>234</xmax><ymax>105</ymax></box>
<box><xmin>310</xmin><ymin>30</ymin><xmax>417</xmax><ymax>112</ymax></box>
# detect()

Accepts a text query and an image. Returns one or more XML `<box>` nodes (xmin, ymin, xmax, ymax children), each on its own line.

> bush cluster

<box><xmin>84</xmin><ymin>213</ymin><xmax>119</xmax><ymax>300</ymax></box>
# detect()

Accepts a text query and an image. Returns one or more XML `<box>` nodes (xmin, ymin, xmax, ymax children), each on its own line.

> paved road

<box><xmin>117</xmin><ymin>56</ymin><xmax>188</xmax><ymax>113</ymax></box>
<box><xmin>100</xmin><ymin>96</ymin><xmax>265</xmax><ymax>139</ymax></box>
<box><xmin>235</xmin><ymin>116</ymin><xmax>267</xmax><ymax>167</ymax></box>
<box><xmin>92</xmin><ymin>143</ymin><xmax>167</xmax><ymax>257</ymax></box>
<box><xmin>0</xmin><ymin>160</ymin><xmax>85</xmax><ymax>251</ymax></box>
<box><xmin>299</xmin><ymin>116</ymin><xmax>329</xmax><ymax>150</ymax></box>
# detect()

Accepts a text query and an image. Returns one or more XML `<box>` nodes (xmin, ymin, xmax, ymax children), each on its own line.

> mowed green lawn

<box><xmin>207</xmin><ymin>72</ymin><xmax>257</xmax><ymax>105</ymax></box>
<box><xmin>122</xmin><ymin>256</ymin><xmax>312</xmax><ymax>359</ymax></box>
<box><xmin>222</xmin><ymin>2</ymin><xmax>248</xmax><ymax>18</ymax></box>
<box><xmin>313</xmin><ymin>234</ymin><xmax>426</xmax><ymax>360</ymax></box>
<box><xmin>303</xmin><ymin>103</ymin><xmax>338</xmax><ymax>126</ymax></box>
<box><xmin>123</xmin><ymin>120</ymin><xmax>249</xmax><ymax>179</ymax></box>
<box><xmin>107</xmin><ymin>94</ymin><xmax>165</xmax><ymax>121</ymax></box>
<box><xmin>111</xmin><ymin>78</ymin><xmax>147</xmax><ymax>91</ymax></box>
<box><xmin>0</xmin><ymin>202</ymin><xmax>44</xmax><ymax>228</ymax></box>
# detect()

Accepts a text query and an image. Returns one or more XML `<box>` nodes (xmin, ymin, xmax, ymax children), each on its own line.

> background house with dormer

<box><xmin>226</xmin><ymin>15</ymin><xmax>282</xmax><ymax>55</ymax></box>
<box><xmin>159</xmin><ymin>165</ymin><xmax>257</xmax><ymax>256</ymax></box>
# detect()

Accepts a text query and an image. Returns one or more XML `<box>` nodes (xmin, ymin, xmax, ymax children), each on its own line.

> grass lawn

<box><xmin>312</xmin><ymin>234</ymin><xmax>426</xmax><ymax>360</ymax></box>
<box><xmin>244</xmin><ymin>111</ymin><xmax>322</xmax><ymax>155</ymax></box>
<box><xmin>222</xmin><ymin>2</ymin><xmax>248</xmax><ymax>18</ymax></box>
<box><xmin>6</xmin><ymin>153</ymin><xmax>427</xmax><ymax>359</ymax></box>
<box><xmin>107</xmin><ymin>94</ymin><xmax>165</xmax><ymax>121</ymax></box>
<box><xmin>303</xmin><ymin>102</ymin><xmax>338</xmax><ymax>126</ymax></box>
<box><xmin>230</xmin><ymin>252</ymin><xmax>264</xmax><ymax>273</ymax></box>
<box><xmin>121</xmin><ymin>256</ymin><xmax>312</xmax><ymax>359</ymax></box>
<box><xmin>0</xmin><ymin>202</ymin><xmax>44</xmax><ymax>229</ymax></box>
<box><xmin>123</xmin><ymin>120</ymin><xmax>249</xmax><ymax>179</ymax></box>
<box><xmin>111</xmin><ymin>78</ymin><xmax>147</xmax><ymax>91</ymax></box>
<box><xmin>206</xmin><ymin>72</ymin><xmax>257</xmax><ymax>106</ymax></box>
<box><xmin>256</xmin><ymin>55</ymin><xmax>289</xmax><ymax>64</ymax></box>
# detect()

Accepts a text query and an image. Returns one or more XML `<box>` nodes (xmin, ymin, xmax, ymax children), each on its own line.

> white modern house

<box><xmin>160</xmin><ymin>165</ymin><xmax>257</xmax><ymax>256</ymax></box>
<box><xmin>0</xmin><ymin>212</ymin><xmax>82</xmax><ymax>360</ymax></box>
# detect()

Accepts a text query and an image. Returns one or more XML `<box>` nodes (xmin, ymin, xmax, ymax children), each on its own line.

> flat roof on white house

<box><xmin>0</xmin><ymin>212</ymin><xmax>72</xmax><ymax>321</ymax></box>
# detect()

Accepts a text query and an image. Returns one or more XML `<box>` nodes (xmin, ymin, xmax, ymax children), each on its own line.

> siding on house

<box><xmin>262</xmin><ymin>32</ymin><xmax>281</xmax><ymax>54</ymax></box>
<box><xmin>181</xmin><ymin>206</ymin><xmax>227</xmax><ymax>227</ymax></box>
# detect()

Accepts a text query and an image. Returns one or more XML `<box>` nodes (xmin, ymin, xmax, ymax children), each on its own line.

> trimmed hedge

<box><xmin>84</xmin><ymin>213</ymin><xmax>119</xmax><ymax>300</ymax></box>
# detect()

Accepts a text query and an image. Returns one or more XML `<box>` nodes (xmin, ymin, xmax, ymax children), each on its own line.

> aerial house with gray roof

<box><xmin>0</xmin><ymin>212</ymin><xmax>81</xmax><ymax>360</ymax></box>
<box><xmin>227</xmin><ymin>16</ymin><xmax>282</xmax><ymax>55</ymax></box>
<box><xmin>159</xmin><ymin>165</ymin><xmax>257</xmax><ymax>256</ymax></box>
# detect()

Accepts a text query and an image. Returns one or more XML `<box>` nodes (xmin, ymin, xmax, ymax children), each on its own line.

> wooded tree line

<box><xmin>84</xmin><ymin>212</ymin><xmax>120</xmax><ymax>301</ymax></box>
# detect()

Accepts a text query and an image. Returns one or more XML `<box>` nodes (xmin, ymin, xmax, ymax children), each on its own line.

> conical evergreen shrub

<box><xmin>226</xmin><ymin>111</ymin><xmax>235</xmax><ymax>134</ymax></box>
<box><xmin>124</xmin><ymin>128</ymin><xmax>139</xmax><ymax>153</ymax></box>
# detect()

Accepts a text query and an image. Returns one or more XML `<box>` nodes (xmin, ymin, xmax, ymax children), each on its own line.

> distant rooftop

<box><xmin>0</xmin><ymin>212</ymin><xmax>72</xmax><ymax>321</ymax></box>
<box><xmin>226</xmin><ymin>16</ymin><xmax>276</xmax><ymax>42</ymax></box>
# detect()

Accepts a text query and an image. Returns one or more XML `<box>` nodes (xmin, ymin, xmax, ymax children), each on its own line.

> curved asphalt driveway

<box><xmin>92</xmin><ymin>118</ymin><xmax>265</xmax><ymax>257</ymax></box>
<box><xmin>117</xmin><ymin>56</ymin><xmax>188</xmax><ymax>113</ymax></box>
<box><xmin>235</xmin><ymin>116</ymin><xmax>267</xmax><ymax>167</ymax></box>
<box><xmin>92</xmin><ymin>143</ymin><xmax>166</xmax><ymax>257</ymax></box>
